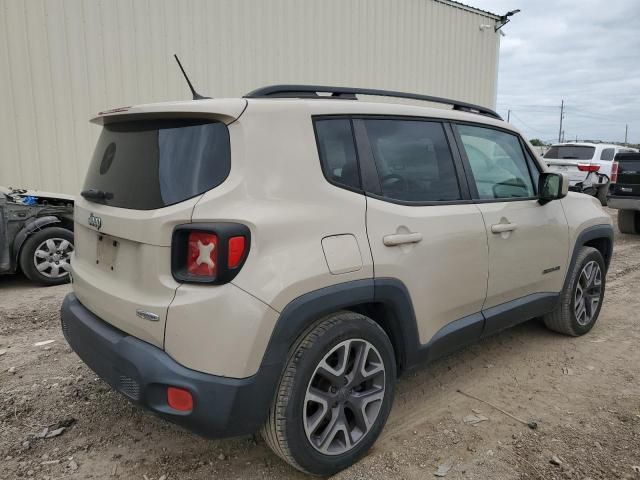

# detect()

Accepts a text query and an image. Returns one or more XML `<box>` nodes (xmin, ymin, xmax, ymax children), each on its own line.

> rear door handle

<box><xmin>383</xmin><ymin>232</ymin><xmax>423</xmax><ymax>246</ymax></box>
<box><xmin>491</xmin><ymin>223</ymin><xmax>518</xmax><ymax>234</ymax></box>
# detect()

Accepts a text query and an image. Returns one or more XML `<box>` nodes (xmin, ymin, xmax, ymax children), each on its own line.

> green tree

<box><xmin>530</xmin><ymin>138</ymin><xmax>545</xmax><ymax>146</ymax></box>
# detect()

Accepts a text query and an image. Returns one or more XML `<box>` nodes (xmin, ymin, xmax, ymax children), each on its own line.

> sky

<box><xmin>468</xmin><ymin>0</ymin><xmax>640</xmax><ymax>144</ymax></box>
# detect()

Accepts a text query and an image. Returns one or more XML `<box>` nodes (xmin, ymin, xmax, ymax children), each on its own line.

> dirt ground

<box><xmin>1</xmin><ymin>209</ymin><xmax>639</xmax><ymax>480</ymax></box>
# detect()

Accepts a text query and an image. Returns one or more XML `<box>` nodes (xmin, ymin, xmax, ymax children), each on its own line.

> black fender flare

<box><xmin>259</xmin><ymin>279</ymin><xmax>377</xmax><ymax>370</ymax></box>
<box><xmin>13</xmin><ymin>216</ymin><xmax>62</xmax><ymax>263</ymax></box>
<box><xmin>563</xmin><ymin>224</ymin><xmax>614</xmax><ymax>291</ymax></box>
<box><xmin>256</xmin><ymin>278</ymin><xmax>419</xmax><ymax>389</ymax></box>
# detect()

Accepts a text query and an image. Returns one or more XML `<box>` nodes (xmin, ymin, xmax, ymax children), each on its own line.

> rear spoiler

<box><xmin>90</xmin><ymin>98</ymin><xmax>248</xmax><ymax>126</ymax></box>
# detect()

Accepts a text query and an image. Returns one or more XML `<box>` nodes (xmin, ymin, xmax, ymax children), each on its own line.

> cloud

<box><xmin>469</xmin><ymin>0</ymin><xmax>640</xmax><ymax>143</ymax></box>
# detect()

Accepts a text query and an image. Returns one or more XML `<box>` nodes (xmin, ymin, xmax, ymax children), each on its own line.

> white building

<box><xmin>0</xmin><ymin>0</ymin><xmax>501</xmax><ymax>194</ymax></box>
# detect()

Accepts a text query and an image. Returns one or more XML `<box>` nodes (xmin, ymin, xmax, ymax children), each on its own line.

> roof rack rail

<box><xmin>244</xmin><ymin>84</ymin><xmax>502</xmax><ymax>120</ymax></box>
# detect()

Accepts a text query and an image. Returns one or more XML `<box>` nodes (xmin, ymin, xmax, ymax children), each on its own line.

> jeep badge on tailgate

<box><xmin>88</xmin><ymin>213</ymin><xmax>102</xmax><ymax>230</ymax></box>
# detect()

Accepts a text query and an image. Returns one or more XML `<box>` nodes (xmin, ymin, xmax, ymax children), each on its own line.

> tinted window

<box><xmin>600</xmin><ymin>148</ymin><xmax>615</xmax><ymax>161</ymax></box>
<box><xmin>363</xmin><ymin>120</ymin><xmax>461</xmax><ymax>202</ymax></box>
<box><xmin>457</xmin><ymin>125</ymin><xmax>535</xmax><ymax>200</ymax></box>
<box><xmin>84</xmin><ymin>119</ymin><xmax>230</xmax><ymax>210</ymax></box>
<box><xmin>314</xmin><ymin>119</ymin><xmax>360</xmax><ymax>190</ymax></box>
<box><xmin>544</xmin><ymin>145</ymin><xmax>595</xmax><ymax>160</ymax></box>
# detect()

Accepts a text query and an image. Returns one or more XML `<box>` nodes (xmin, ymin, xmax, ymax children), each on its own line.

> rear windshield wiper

<box><xmin>81</xmin><ymin>189</ymin><xmax>113</xmax><ymax>201</ymax></box>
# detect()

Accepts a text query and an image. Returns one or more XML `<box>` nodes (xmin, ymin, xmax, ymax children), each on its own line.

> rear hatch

<box><xmin>72</xmin><ymin>100</ymin><xmax>244</xmax><ymax>348</ymax></box>
<box><xmin>544</xmin><ymin>145</ymin><xmax>596</xmax><ymax>184</ymax></box>
<box><xmin>611</xmin><ymin>152</ymin><xmax>640</xmax><ymax>197</ymax></box>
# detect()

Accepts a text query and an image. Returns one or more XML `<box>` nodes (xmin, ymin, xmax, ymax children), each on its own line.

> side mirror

<box><xmin>538</xmin><ymin>172</ymin><xmax>568</xmax><ymax>205</ymax></box>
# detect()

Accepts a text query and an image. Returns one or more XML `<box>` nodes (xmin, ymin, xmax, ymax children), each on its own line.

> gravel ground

<box><xmin>1</xmin><ymin>209</ymin><xmax>639</xmax><ymax>480</ymax></box>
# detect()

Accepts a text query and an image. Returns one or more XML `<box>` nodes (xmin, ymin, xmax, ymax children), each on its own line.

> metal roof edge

<box><xmin>433</xmin><ymin>0</ymin><xmax>501</xmax><ymax>20</ymax></box>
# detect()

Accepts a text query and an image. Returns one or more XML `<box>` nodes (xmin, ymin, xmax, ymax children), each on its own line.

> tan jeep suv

<box><xmin>61</xmin><ymin>85</ymin><xmax>613</xmax><ymax>475</ymax></box>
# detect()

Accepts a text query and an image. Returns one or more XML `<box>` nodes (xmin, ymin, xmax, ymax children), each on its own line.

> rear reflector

<box><xmin>228</xmin><ymin>236</ymin><xmax>246</xmax><ymax>268</ymax></box>
<box><xmin>167</xmin><ymin>387</ymin><xmax>193</xmax><ymax>412</ymax></box>
<box><xmin>577</xmin><ymin>163</ymin><xmax>600</xmax><ymax>172</ymax></box>
<box><xmin>187</xmin><ymin>232</ymin><xmax>218</xmax><ymax>277</ymax></box>
<box><xmin>611</xmin><ymin>161</ymin><xmax>619</xmax><ymax>183</ymax></box>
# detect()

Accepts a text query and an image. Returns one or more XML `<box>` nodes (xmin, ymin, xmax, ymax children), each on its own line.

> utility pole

<box><xmin>507</xmin><ymin>109</ymin><xmax>511</xmax><ymax>122</ymax></box>
<box><xmin>558</xmin><ymin>99</ymin><xmax>564</xmax><ymax>142</ymax></box>
<box><xmin>625</xmin><ymin>124</ymin><xmax>628</xmax><ymax>145</ymax></box>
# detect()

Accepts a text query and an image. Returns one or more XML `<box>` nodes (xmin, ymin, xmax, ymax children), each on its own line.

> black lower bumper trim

<box><xmin>60</xmin><ymin>293</ymin><xmax>279</xmax><ymax>438</ymax></box>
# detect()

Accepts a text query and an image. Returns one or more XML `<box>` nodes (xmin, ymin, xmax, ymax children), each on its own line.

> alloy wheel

<box><xmin>303</xmin><ymin>339</ymin><xmax>386</xmax><ymax>455</ymax></box>
<box><xmin>574</xmin><ymin>260</ymin><xmax>602</xmax><ymax>326</ymax></box>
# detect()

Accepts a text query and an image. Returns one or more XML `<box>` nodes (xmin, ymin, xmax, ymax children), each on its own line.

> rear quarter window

<box><xmin>314</xmin><ymin>119</ymin><xmax>361</xmax><ymax>191</ymax></box>
<box><xmin>600</xmin><ymin>148</ymin><xmax>615</xmax><ymax>161</ymax></box>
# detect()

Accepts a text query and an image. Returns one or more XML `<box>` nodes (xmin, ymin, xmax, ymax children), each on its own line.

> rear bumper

<box><xmin>61</xmin><ymin>293</ymin><xmax>278</xmax><ymax>438</ymax></box>
<box><xmin>607</xmin><ymin>196</ymin><xmax>640</xmax><ymax>211</ymax></box>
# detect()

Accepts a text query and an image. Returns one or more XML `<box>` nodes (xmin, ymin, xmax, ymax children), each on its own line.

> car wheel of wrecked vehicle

<box><xmin>19</xmin><ymin>227</ymin><xmax>74</xmax><ymax>285</ymax></box>
<box><xmin>617</xmin><ymin>210</ymin><xmax>639</xmax><ymax>234</ymax></box>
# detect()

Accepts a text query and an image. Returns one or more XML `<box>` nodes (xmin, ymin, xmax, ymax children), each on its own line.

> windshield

<box><xmin>83</xmin><ymin>119</ymin><xmax>230</xmax><ymax>210</ymax></box>
<box><xmin>544</xmin><ymin>145</ymin><xmax>595</xmax><ymax>160</ymax></box>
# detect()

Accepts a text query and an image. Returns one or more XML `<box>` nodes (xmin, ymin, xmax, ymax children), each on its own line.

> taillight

<box><xmin>611</xmin><ymin>161</ymin><xmax>619</xmax><ymax>183</ymax></box>
<box><xmin>577</xmin><ymin>163</ymin><xmax>600</xmax><ymax>172</ymax></box>
<box><xmin>228</xmin><ymin>236</ymin><xmax>246</xmax><ymax>268</ymax></box>
<box><xmin>171</xmin><ymin>223</ymin><xmax>251</xmax><ymax>284</ymax></box>
<box><xmin>187</xmin><ymin>232</ymin><xmax>218</xmax><ymax>276</ymax></box>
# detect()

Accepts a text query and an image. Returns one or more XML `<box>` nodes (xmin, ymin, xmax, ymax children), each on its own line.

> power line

<box><xmin>508</xmin><ymin>112</ymin><xmax>550</xmax><ymax>137</ymax></box>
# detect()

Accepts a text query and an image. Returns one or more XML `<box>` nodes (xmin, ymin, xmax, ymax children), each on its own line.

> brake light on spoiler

<box><xmin>171</xmin><ymin>223</ymin><xmax>250</xmax><ymax>284</ymax></box>
<box><xmin>97</xmin><ymin>106</ymin><xmax>131</xmax><ymax>115</ymax></box>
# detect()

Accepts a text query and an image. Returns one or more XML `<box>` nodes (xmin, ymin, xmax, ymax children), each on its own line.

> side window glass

<box><xmin>457</xmin><ymin>125</ymin><xmax>535</xmax><ymax>200</ymax></box>
<box><xmin>524</xmin><ymin>147</ymin><xmax>541</xmax><ymax>192</ymax></box>
<box><xmin>600</xmin><ymin>148</ymin><xmax>615</xmax><ymax>161</ymax></box>
<box><xmin>314</xmin><ymin>119</ymin><xmax>360</xmax><ymax>190</ymax></box>
<box><xmin>362</xmin><ymin>119</ymin><xmax>461</xmax><ymax>202</ymax></box>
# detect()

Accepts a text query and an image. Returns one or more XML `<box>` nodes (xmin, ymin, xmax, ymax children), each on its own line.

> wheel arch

<box><xmin>12</xmin><ymin>216</ymin><xmax>63</xmax><ymax>264</ymax></box>
<box><xmin>564</xmin><ymin>224</ymin><xmax>614</xmax><ymax>291</ymax></box>
<box><xmin>259</xmin><ymin>278</ymin><xmax>419</xmax><ymax>381</ymax></box>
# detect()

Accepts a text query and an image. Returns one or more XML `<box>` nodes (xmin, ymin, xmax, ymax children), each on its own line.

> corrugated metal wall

<box><xmin>0</xmin><ymin>0</ymin><xmax>500</xmax><ymax>194</ymax></box>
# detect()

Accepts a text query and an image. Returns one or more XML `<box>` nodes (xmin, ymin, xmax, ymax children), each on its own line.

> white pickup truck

<box><xmin>544</xmin><ymin>142</ymin><xmax>638</xmax><ymax>205</ymax></box>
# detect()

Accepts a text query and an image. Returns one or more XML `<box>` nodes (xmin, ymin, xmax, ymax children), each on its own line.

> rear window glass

<box><xmin>84</xmin><ymin>119</ymin><xmax>230</xmax><ymax>210</ymax></box>
<box><xmin>544</xmin><ymin>145</ymin><xmax>595</xmax><ymax>160</ymax></box>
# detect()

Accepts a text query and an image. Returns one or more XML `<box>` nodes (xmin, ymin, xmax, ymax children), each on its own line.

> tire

<box><xmin>543</xmin><ymin>246</ymin><xmax>605</xmax><ymax>336</ymax></box>
<box><xmin>618</xmin><ymin>210</ymin><xmax>639</xmax><ymax>234</ymax></box>
<box><xmin>262</xmin><ymin>311</ymin><xmax>396</xmax><ymax>476</ymax></box>
<box><xmin>596</xmin><ymin>185</ymin><xmax>608</xmax><ymax>206</ymax></box>
<box><xmin>19</xmin><ymin>227</ymin><xmax>74</xmax><ymax>286</ymax></box>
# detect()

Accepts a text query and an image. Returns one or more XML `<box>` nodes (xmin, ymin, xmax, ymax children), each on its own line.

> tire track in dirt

<box><xmin>609</xmin><ymin>262</ymin><xmax>640</xmax><ymax>282</ymax></box>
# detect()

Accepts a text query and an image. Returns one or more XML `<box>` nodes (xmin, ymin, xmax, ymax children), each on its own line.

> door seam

<box><xmin>475</xmin><ymin>203</ymin><xmax>491</xmax><ymax>311</ymax></box>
